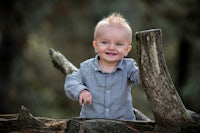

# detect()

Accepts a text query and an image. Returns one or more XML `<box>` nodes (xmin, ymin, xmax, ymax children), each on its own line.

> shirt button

<box><xmin>105</xmin><ymin>108</ymin><xmax>109</xmax><ymax>112</ymax></box>
<box><xmin>106</xmin><ymin>90</ymin><xmax>110</xmax><ymax>93</ymax></box>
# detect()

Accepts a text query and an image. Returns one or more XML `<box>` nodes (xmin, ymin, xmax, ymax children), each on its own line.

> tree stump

<box><xmin>135</xmin><ymin>29</ymin><xmax>200</xmax><ymax>133</ymax></box>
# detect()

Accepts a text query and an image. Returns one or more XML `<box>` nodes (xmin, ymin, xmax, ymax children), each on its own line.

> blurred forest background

<box><xmin>0</xmin><ymin>0</ymin><xmax>199</xmax><ymax>119</ymax></box>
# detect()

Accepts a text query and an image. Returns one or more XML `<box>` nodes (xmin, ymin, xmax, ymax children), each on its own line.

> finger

<box><xmin>83</xmin><ymin>97</ymin><xmax>89</xmax><ymax>105</ymax></box>
<box><xmin>79</xmin><ymin>96</ymin><xmax>83</xmax><ymax>105</ymax></box>
<box><xmin>85</xmin><ymin>97</ymin><xmax>90</xmax><ymax>104</ymax></box>
<box><xmin>87</xmin><ymin>96</ymin><xmax>92</xmax><ymax>105</ymax></box>
<box><xmin>83</xmin><ymin>97</ymin><xmax>87</xmax><ymax>105</ymax></box>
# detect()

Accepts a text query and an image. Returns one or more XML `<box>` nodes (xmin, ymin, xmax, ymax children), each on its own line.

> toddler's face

<box><xmin>93</xmin><ymin>24</ymin><xmax>132</xmax><ymax>65</ymax></box>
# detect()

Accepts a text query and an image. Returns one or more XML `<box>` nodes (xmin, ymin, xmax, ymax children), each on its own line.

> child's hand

<box><xmin>79</xmin><ymin>89</ymin><xmax>92</xmax><ymax>105</ymax></box>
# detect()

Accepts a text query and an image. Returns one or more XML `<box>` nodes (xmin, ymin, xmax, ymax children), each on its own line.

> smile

<box><xmin>105</xmin><ymin>52</ymin><xmax>117</xmax><ymax>56</ymax></box>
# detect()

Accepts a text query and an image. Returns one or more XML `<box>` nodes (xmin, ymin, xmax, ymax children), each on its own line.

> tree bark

<box><xmin>135</xmin><ymin>29</ymin><xmax>200</xmax><ymax>132</ymax></box>
<box><xmin>0</xmin><ymin>105</ymin><xmax>155</xmax><ymax>133</ymax></box>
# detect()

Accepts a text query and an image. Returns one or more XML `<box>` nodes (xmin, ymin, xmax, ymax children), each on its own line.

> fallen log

<box><xmin>0</xmin><ymin>105</ymin><xmax>155</xmax><ymax>133</ymax></box>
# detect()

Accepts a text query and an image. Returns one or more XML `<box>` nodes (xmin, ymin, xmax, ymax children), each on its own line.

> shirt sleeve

<box><xmin>64</xmin><ymin>68</ymin><xmax>87</xmax><ymax>101</ymax></box>
<box><xmin>128</xmin><ymin>59</ymin><xmax>140</xmax><ymax>86</ymax></box>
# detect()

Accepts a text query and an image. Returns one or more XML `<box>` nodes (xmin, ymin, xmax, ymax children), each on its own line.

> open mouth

<box><xmin>105</xmin><ymin>52</ymin><xmax>117</xmax><ymax>56</ymax></box>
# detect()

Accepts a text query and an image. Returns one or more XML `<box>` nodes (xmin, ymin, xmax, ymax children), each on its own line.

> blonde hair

<box><xmin>94</xmin><ymin>13</ymin><xmax>132</xmax><ymax>43</ymax></box>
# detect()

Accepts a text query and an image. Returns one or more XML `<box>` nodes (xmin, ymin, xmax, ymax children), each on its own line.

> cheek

<box><xmin>95</xmin><ymin>46</ymin><xmax>104</xmax><ymax>53</ymax></box>
<box><xmin>121</xmin><ymin>49</ymin><xmax>129</xmax><ymax>56</ymax></box>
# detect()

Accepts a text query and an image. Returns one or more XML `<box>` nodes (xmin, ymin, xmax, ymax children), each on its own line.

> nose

<box><xmin>108</xmin><ymin>43</ymin><xmax>115</xmax><ymax>50</ymax></box>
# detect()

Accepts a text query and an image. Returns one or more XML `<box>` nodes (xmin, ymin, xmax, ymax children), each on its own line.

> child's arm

<box><xmin>128</xmin><ymin>59</ymin><xmax>140</xmax><ymax>85</ymax></box>
<box><xmin>64</xmin><ymin>70</ymin><xmax>87</xmax><ymax>101</ymax></box>
<box><xmin>64</xmin><ymin>69</ymin><xmax>92</xmax><ymax>105</ymax></box>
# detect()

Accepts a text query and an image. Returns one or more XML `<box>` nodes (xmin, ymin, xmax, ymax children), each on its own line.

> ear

<box><xmin>125</xmin><ymin>45</ymin><xmax>132</xmax><ymax>56</ymax></box>
<box><xmin>92</xmin><ymin>41</ymin><xmax>98</xmax><ymax>53</ymax></box>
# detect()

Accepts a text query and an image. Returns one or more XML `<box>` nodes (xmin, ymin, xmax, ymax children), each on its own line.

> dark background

<box><xmin>0</xmin><ymin>0</ymin><xmax>199</xmax><ymax>119</ymax></box>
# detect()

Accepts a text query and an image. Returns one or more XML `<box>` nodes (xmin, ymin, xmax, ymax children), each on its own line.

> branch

<box><xmin>49</xmin><ymin>48</ymin><xmax>77</xmax><ymax>75</ymax></box>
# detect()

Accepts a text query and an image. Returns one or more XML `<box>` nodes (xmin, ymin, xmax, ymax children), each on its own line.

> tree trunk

<box><xmin>135</xmin><ymin>29</ymin><xmax>200</xmax><ymax>132</ymax></box>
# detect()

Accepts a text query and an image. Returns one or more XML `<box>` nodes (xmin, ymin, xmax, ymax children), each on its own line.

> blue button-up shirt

<box><xmin>64</xmin><ymin>55</ymin><xmax>140</xmax><ymax>120</ymax></box>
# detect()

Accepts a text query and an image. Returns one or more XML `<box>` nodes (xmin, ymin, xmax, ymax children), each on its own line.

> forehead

<box><xmin>96</xmin><ymin>23</ymin><xmax>132</xmax><ymax>42</ymax></box>
<box><xmin>97</xmin><ymin>22</ymin><xmax>131</xmax><ymax>33</ymax></box>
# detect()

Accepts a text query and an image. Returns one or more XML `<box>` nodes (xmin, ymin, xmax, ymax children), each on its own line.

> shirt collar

<box><xmin>94</xmin><ymin>55</ymin><xmax>124</xmax><ymax>72</ymax></box>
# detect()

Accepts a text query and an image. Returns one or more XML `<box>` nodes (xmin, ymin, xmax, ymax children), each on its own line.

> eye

<box><xmin>102</xmin><ymin>41</ymin><xmax>108</xmax><ymax>44</ymax></box>
<box><xmin>115</xmin><ymin>43</ymin><xmax>123</xmax><ymax>46</ymax></box>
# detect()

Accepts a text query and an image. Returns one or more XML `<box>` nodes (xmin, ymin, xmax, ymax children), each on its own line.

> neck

<box><xmin>99</xmin><ymin>59</ymin><xmax>117</xmax><ymax>73</ymax></box>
